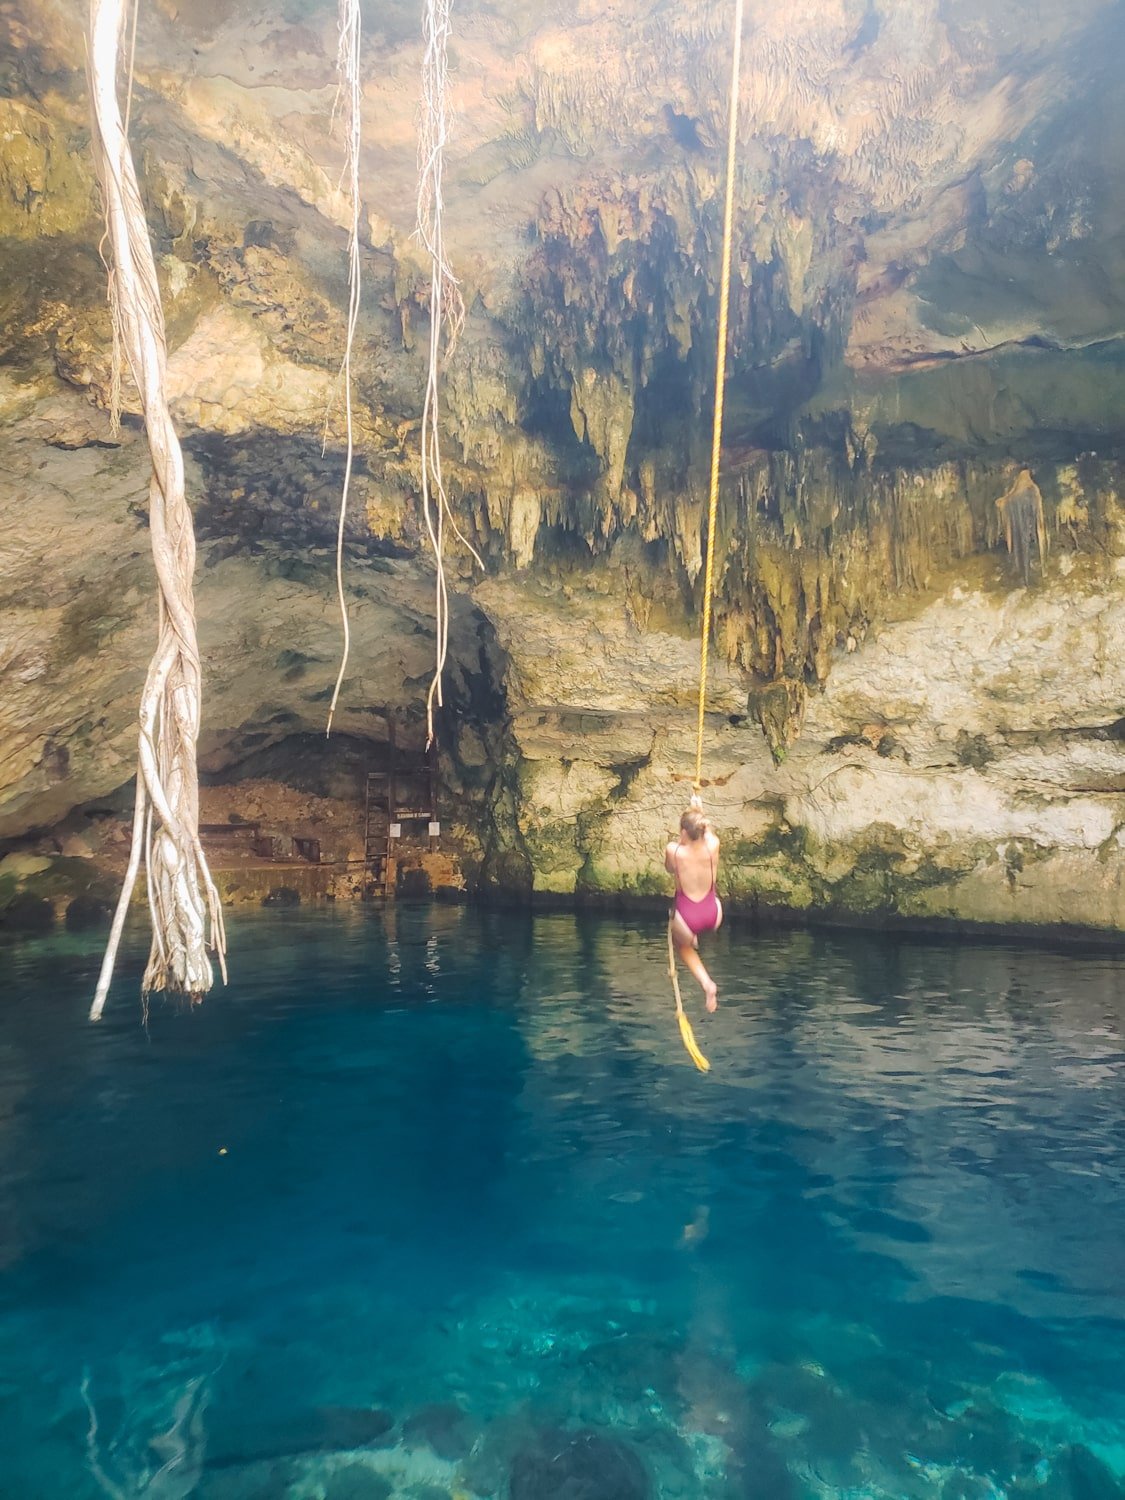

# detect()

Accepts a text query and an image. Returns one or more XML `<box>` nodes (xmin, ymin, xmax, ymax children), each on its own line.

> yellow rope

<box><xmin>694</xmin><ymin>0</ymin><xmax>744</xmax><ymax>793</ymax></box>
<box><xmin>668</xmin><ymin>0</ymin><xmax>743</xmax><ymax>1072</ymax></box>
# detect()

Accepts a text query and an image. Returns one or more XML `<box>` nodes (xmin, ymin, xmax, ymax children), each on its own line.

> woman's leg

<box><xmin>672</xmin><ymin>910</ymin><xmax>718</xmax><ymax>1010</ymax></box>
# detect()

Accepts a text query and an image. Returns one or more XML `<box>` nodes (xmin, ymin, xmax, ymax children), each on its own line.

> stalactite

<box><xmin>996</xmin><ymin>467</ymin><xmax>1049</xmax><ymax>584</ymax></box>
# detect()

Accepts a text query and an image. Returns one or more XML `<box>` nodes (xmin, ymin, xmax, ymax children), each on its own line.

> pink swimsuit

<box><xmin>673</xmin><ymin>846</ymin><xmax>720</xmax><ymax>935</ymax></box>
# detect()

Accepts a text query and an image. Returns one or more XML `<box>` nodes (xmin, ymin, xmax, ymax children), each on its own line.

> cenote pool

<box><xmin>1</xmin><ymin>906</ymin><xmax>1123</xmax><ymax>1499</ymax></box>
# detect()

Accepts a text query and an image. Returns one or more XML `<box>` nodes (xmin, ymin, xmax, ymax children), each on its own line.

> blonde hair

<box><xmin>680</xmin><ymin>809</ymin><xmax>707</xmax><ymax>840</ymax></box>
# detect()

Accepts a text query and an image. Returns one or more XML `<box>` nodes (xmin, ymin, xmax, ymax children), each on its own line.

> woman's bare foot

<box><xmin>703</xmin><ymin>979</ymin><xmax>718</xmax><ymax>1012</ymax></box>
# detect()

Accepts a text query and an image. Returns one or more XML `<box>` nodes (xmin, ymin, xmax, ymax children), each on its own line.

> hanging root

<box><xmin>327</xmin><ymin>0</ymin><xmax>480</xmax><ymax>748</ymax></box>
<box><xmin>325</xmin><ymin>0</ymin><xmax>364</xmax><ymax>738</ymax></box>
<box><xmin>417</xmin><ymin>0</ymin><xmax>481</xmax><ymax>748</ymax></box>
<box><xmin>417</xmin><ymin>0</ymin><xmax>465</xmax><ymax>353</ymax></box>
<box><xmin>87</xmin><ymin>0</ymin><xmax>225</xmax><ymax>1019</ymax></box>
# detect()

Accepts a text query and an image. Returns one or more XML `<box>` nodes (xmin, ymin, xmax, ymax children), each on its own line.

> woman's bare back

<box><xmin>666</xmin><ymin>830</ymin><xmax>720</xmax><ymax>901</ymax></box>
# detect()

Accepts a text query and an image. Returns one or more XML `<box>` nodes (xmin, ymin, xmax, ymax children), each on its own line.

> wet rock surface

<box><xmin>402</xmin><ymin>1402</ymin><xmax>473</xmax><ymax>1462</ymax></box>
<box><xmin>2</xmin><ymin>1</ymin><xmax>1125</xmax><ymax>935</ymax></box>
<box><xmin>509</xmin><ymin>1427</ymin><xmax>650</xmax><ymax>1500</ymax></box>
<box><xmin>473</xmin><ymin>539</ymin><xmax>1125</xmax><ymax>931</ymax></box>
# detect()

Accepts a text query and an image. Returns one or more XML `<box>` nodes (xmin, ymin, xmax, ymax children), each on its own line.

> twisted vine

<box><xmin>88</xmin><ymin>0</ymin><xmax>225</xmax><ymax>1019</ymax></box>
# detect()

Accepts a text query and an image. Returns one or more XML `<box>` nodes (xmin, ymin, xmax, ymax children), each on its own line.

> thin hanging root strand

<box><xmin>87</xmin><ymin>0</ymin><xmax>225</xmax><ymax>1020</ymax></box>
<box><xmin>417</xmin><ymin>0</ymin><xmax>479</xmax><ymax>748</ymax></box>
<box><xmin>325</xmin><ymin>0</ymin><xmax>363</xmax><ymax>738</ymax></box>
<box><xmin>90</xmin><ymin>767</ymin><xmax>146</xmax><ymax>1021</ymax></box>
<box><xmin>417</xmin><ymin>0</ymin><xmax>464</xmax><ymax>349</ymax></box>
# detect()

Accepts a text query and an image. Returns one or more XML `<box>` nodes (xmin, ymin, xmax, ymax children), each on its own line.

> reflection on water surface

<box><xmin>1</xmin><ymin>908</ymin><xmax>1123</xmax><ymax>1497</ymax></box>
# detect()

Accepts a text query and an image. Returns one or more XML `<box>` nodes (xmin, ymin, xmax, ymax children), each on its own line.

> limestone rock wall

<box><xmin>4</xmin><ymin>392</ymin><xmax>1125</xmax><ymax>938</ymax></box>
<box><xmin>0</xmin><ymin>375</ymin><xmax>498</xmax><ymax>842</ymax></box>
<box><xmin>468</xmin><ymin>465</ymin><xmax>1125</xmax><ymax>933</ymax></box>
<box><xmin>2</xmin><ymin>0</ymin><xmax>1125</xmax><ymax>936</ymax></box>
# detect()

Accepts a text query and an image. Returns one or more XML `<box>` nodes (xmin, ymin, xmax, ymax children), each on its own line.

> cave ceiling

<box><xmin>4</xmin><ymin>0</ymin><xmax>1124</xmax><ymax>459</ymax></box>
<box><xmin>2</xmin><ymin>0</ymin><xmax>1124</xmax><ymax>700</ymax></box>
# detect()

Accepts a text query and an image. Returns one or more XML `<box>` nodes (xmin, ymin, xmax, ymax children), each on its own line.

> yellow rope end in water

<box><xmin>677</xmin><ymin>1010</ymin><xmax>712</xmax><ymax>1073</ymax></box>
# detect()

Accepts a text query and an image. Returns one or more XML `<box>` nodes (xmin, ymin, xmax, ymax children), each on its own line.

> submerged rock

<box><xmin>402</xmin><ymin>1401</ymin><xmax>473</xmax><ymax>1462</ymax></box>
<box><xmin>1063</xmin><ymin>1444</ymin><xmax>1125</xmax><ymax>1500</ymax></box>
<box><xmin>196</xmin><ymin>1458</ymin><xmax>295</xmax><ymax>1500</ymax></box>
<box><xmin>204</xmin><ymin>1405</ymin><xmax>395</xmax><ymax>1470</ymax></box>
<box><xmin>64</xmin><ymin>893</ymin><xmax>113</xmax><ymax>931</ymax></box>
<box><xmin>0</xmin><ymin>853</ymin><xmax>51</xmax><ymax>879</ymax></box>
<box><xmin>322</xmin><ymin>1462</ymin><xmax>393</xmax><ymax>1500</ymax></box>
<box><xmin>262</xmin><ymin>886</ymin><xmax>301</xmax><ymax>908</ymax></box>
<box><xmin>509</xmin><ymin>1428</ymin><xmax>649</xmax><ymax>1500</ymax></box>
<box><xmin>317</xmin><ymin>1406</ymin><xmax>396</xmax><ymax>1450</ymax></box>
<box><xmin>725</xmin><ymin>1444</ymin><xmax>800</xmax><ymax>1500</ymax></box>
<box><xmin>940</xmin><ymin>1476</ymin><xmax>996</xmax><ymax>1500</ymax></box>
<box><xmin>0</xmin><ymin>891</ymin><xmax>55</xmax><ymax>933</ymax></box>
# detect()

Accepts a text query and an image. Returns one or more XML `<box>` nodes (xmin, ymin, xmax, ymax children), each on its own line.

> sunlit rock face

<box><xmin>1</xmin><ymin>0</ymin><xmax>1124</xmax><ymax>930</ymax></box>
<box><xmin>478</xmin><ymin>547</ymin><xmax>1125</xmax><ymax>929</ymax></box>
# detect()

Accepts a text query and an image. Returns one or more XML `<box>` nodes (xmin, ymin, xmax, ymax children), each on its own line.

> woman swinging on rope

<box><xmin>665</xmin><ymin>796</ymin><xmax>722</xmax><ymax>1011</ymax></box>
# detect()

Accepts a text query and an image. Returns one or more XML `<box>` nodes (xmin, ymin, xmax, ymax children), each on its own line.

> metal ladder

<box><xmin>362</xmin><ymin>720</ymin><xmax>438</xmax><ymax>897</ymax></box>
<box><xmin>363</xmin><ymin>719</ymin><xmax>396</xmax><ymax>898</ymax></box>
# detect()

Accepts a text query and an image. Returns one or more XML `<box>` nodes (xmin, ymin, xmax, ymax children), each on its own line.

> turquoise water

<box><xmin>1</xmin><ymin>907</ymin><xmax>1124</xmax><ymax>1499</ymax></box>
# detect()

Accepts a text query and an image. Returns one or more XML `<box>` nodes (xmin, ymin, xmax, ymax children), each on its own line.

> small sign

<box><xmin>428</xmin><ymin>821</ymin><xmax>441</xmax><ymax>838</ymax></box>
<box><xmin>389</xmin><ymin>823</ymin><xmax>402</xmax><ymax>839</ymax></box>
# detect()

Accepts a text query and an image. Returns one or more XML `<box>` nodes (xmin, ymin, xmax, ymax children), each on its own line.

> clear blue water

<box><xmin>1</xmin><ymin>907</ymin><xmax>1124</xmax><ymax>1500</ymax></box>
